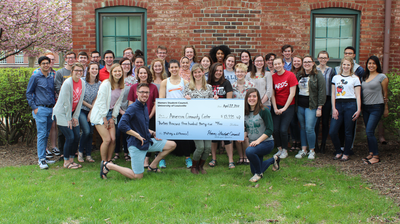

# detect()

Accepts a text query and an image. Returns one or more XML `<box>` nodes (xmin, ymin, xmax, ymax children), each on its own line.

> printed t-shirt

<box><xmin>72</xmin><ymin>79</ymin><xmax>82</xmax><ymax>112</ymax></box>
<box><xmin>210</xmin><ymin>80</ymin><xmax>233</xmax><ymax>98</ymax></box>
<box><xmin>331</xmin><ymin>74</ymin><xmax>361</xmax><ymax>99</ymax></box>
<box><xmin>272</xmin><ymin>70</ymin><xmax>298</xmax><ymax>106</ymax></box>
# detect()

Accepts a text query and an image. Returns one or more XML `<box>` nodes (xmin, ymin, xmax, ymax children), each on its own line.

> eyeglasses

<box><xmin>66</xmin><ymin>57</ymin><xmax>75</xmax><ymax>60</ymax></box>
<box><xmin>74</xmin><ymin>70</ymin><xmax>84</xmax><ymax>73</ymax></box>
<box><xmin>124</xmin><ymin>52</ymin><xmax>133</xmax><ymax>55</ymax></box>
<box><xmin>41</xmin><ymin>62</ymin><xmax>50</xmax><ymax>65</ymax></box>
<box><xmin>344</xmin><ymin>52</ymin><xmax>354</xmax><ymax>55</ymax></box>
<box><xmin>138</xmin><ymin>91</ymin><xmax>149</xmax><ymax>95</ymax></box>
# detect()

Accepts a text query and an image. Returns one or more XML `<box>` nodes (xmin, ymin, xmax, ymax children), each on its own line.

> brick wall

<box><xmin>71</xmin><ymin>0</ymin><xmax>400</xmax><ymax>69</ymax></box>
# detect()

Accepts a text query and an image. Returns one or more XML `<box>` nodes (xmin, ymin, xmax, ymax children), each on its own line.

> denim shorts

<box><xmin>92</xmin><ymin>110</ymin><xmax>113</xmax><ymax>126</ymax></box>
<box><xmin>128</xmin><ymin>138</ymin><xmax>167</xmax><ymax>174</ymax></box>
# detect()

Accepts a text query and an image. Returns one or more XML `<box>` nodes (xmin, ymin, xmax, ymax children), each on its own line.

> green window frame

<box><xmin>310</xmin><ymin>8</ymin><xmax>361</xmax><ymax>65</ymax></box>
<box><xmin>96</xmin><ymin>6</ymin><xmax>147</xmax><ymax>60</ymax></box>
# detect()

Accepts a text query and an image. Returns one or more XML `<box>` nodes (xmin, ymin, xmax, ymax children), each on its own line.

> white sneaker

<box><xmin>46</xmin><ymin>149</ymin><xmax>53</xmax><ymax>159</ymax></box>
<box><xmin>279</xmin><ymin>149</ymin><xmax>288</xmax><ymax>159</ymax></box>
<box><xmin>46</xmin><ymin>159</ymin><xmax>56</xmax><ymax>164</ymax></box>
<box><xmin>274</xmin><ymin>150</ymin><xmax>282</xmax><ymax>157</ymax></box>
<box><xmin>308</xmin><ymin>151</ymin><xmax>316</xmax><ymax>160</ymax></box>
<box><xmin>38</xmin><ymin>160</ymin><xmax>49</xmax><ymax>169</ymax></box>
<box><xmin>295</xmin><ymin>150</ymin><xmax>307</xmax><ymax>159</ymax></box>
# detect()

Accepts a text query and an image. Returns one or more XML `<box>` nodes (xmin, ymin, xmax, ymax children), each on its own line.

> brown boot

<box><xmin>198</xmin><ymin>159</ymin><xmax>207</xmax><ymax>174</ymax></box>
<box><xmin>191</xmin><ymin>160</ymin><xmax>199</xmax><ymax>174</ymax></box>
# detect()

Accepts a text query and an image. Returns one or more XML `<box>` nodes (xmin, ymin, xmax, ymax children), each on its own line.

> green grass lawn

<box><xmin>1</xmin><ymin>150</ymin><xmax>398</xmax><ymax>223</ymax></box>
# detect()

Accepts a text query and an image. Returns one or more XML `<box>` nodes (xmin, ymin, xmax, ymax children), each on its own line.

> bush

<box><xmin>0</xmin><ymin>68</ymin><xmax>37</xmax><ymax>145</ymax></box>
<box><xmin>383</xmin><ymin>69</ymin><xmax>400</xmax><ymax>137</ymax></box>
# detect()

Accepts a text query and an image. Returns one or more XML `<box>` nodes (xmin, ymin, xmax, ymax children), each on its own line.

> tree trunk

<box><xmin>58</xmin><ymin>52</ymin><xmax>65</xmax><ymax>68</ymax></box>
<box><xmin>28</xmin><ymin>56</ymin><xmax>36</xmax><ymax>67</ymax></box>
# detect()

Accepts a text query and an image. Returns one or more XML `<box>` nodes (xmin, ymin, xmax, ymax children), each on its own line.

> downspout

<box><xmin>383</xmin><ymin>0</ymin><xmax>392</xmax><ymax>73</ymax></box>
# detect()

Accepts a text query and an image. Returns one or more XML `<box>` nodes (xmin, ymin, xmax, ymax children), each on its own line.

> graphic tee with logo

<box><xmin>72</xmin><ymin>79</ymin><xmax>82</xmax><ymax>112</ymax></box>
<box><xmin>272</xmin><ymin>70</ymin><xmax>298</xmax><ymax>106</ymax></box>
<box><xmin>331</xmin><ymin>74</ymin><xmax>361</xmax><ymax>99</ymax></box>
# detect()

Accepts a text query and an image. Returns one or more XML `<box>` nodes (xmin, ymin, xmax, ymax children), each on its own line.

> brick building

<box><xmin>71</xmin><ymin>0</ymin><xmax>400</xmax><ymax>70</ymax></box>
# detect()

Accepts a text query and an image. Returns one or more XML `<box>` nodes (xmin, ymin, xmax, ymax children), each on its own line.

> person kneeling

<box><xmin>243</xmin><ymin>88</ymin><xmax>280</xmax><ymax>183</ymax></box>
<box><xmin>100</xmin><ymin>83</ymin><xmax>176</xmax><ymax>179</ymax></box>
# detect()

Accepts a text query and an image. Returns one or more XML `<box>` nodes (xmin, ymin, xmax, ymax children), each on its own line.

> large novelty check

<box><xmin>155</xmin><ymin>99</ymin><xmax>244</xmax><ymax>140</ymax></box>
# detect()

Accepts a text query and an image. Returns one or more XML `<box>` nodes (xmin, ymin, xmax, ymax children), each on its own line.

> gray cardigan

<box><xmin>52</xmin><ymin>77</ymin><xmax>85</xmax><ymax>126</ymax></box>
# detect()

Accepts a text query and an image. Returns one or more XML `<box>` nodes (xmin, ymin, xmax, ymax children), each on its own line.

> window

<box><xmin>0</xmin><ymin>52</ymin><xmax>6</xmax><ymax>64</ymax></box>
<box><xmin>15</xmin><ymin>51</ymin><xmax>24</xmax><ymax>64</ymax></box>
<box><xmin>96</xmin><ymin>7</ymin><xmax>147</xmax><ymax>59</ymax></box>
<box><xmin>310</xmin><ymin>8</ymin><xmax>360</xmax><ymax>63</ymax></box>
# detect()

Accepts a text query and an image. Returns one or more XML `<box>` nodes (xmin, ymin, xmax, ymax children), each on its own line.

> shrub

<box><xmin>383</xmin><ymin>69</ymin><xmax>400</xmax><ymax>137</ymax></box>
<box><xmin>0</xmin><ymin>68</ymin><xmax>37</xmax><ymax>145</ymax></box>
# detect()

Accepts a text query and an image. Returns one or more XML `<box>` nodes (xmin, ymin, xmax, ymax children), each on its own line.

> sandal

<box><xmin>340</xmin><ymin>155</ymin><xmax>350</xmax><ymax>162</ymax></box>
<box><xmin>209</xmin><ymin>159</ymin><xmax>217</xmax><ymax>167</ymax></box>
<box><xmin>364</xmin><ymin>156</ymin><xmax>380</xmax><ymax>165</ymax></box>
<box><xmin>112</xmin><ymin>154</ymin><xmax>120</xmax><ymax>161</ymax></box>
<box><xmin>272</xmin><ymin>155</ymin><xmax>280</xmax><ymax>171</ymax></box>
<box><xmin>295</xmin><ymin>142</ymin><xmax>301</xmax><ymax>150</ymax></box>
<box><xmin>63</xmin><ymin>163</ymin><xmax>79</xmax><ymax>169</ymax></box>
<box><xmin>243</xmin><ymin>158</ymin><xmax>250</xmax><ymax>165</ymax></box>
<box><xmin>78</xmin><ymin>152</ymin><xmax>84</xmax><ymax>163</ymax></box>
<box><xmin>333</xmin><ymin>154</ymin><xmax>342</xmax><ymax>160</ymax></box>
<box><xmin>100</xmin><ymin>161</ymin><xmax>110</xmax><ymax>179</ymax></box>
<box><xmin>362</xmin><ymin>153</ymin><xmax>373</xmax><ymax>161</ymax></box>
<box><xmin>124</xmin><ymin>154</ymin><xmax>131</xmax><ymax>162</ymax></box>
<box><xmin>70</xmin><ymin>162</ymin><xmax>82</xmax><ymax>168</ymax></box>
<box><xmin>228</xmin><ymin>162</ymin><xmax>235</xmax><ymax>169</ymax></box>
<box><xmin>147</xmin><ymin>166</ymin><xmax>162</xmax><ymax>173</ymax></box>
<box><xmin>236</xmin><ymin>158</ymin><xmax>244</xmax><ymax>165</ymax></box>
<box><xmin>249</xmin><ymin>174</ymin><xmax>262</xmax><ymax>183</ymax></box>
<box><xmin>86</xmin><ymin>156</ymin><xmax>95</xmax><ymax>163</ymax></box>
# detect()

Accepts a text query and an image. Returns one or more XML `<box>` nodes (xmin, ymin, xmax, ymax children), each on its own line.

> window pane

<box><xmin>116</xmin><ymin>17</ymin><xmax>129</xmax><ymax>36</ymax></box>
<box><xmin>315</xmin><ymin>18</ymin><xmax>327</xmax><ymax>38</ymax></box>
<box><xmin>102</xmin><ymin>17</ymin><xmax>115</xmax><ymax>36</ymax></box>
<box><xmin>327</xmin><ymin>18</ymin><xmax>340</xmax><ymax>38</ymax></box>
<box><xmin>327</xmin><ymin>38</ymin><xmax>340</xmax><ymax>58</ymax></box>
<box><xmin>340</xmin><ymin>18</ymin><xmax>353</xmax><ymax>38</ymax></box>
<box><xmin>129</xmin><ymin>16</ymin><xmax>142</xmax><ymax>36</ymax></box>
<box><xmin>314</xmin><ymin>39</ymin><xmax>326</xmax><ymax>56</ymax></box>
<box><xmin>103</xmin><ymin>37</ymin><xmax>115</xmax><ymax>52</ymax></box>
<box><xmin>116</xmin><ymin>37</ymin><xmax>129</xmax><ymax>57</ymax></box>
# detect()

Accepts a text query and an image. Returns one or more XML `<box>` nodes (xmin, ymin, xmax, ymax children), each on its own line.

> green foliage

<box><xmin>384</xmin><ymin>69</ymin><xmax>400</xmax><ymax>137</ymax></box>
<box><xmin>0</xmin><ymin>68</ymin><xmax>37</xmax><ymax>145</ymax></box>
<box><xmin>0</xmin><ymin>153</ymin><xmax>399</xmax><ymax>223</ymax></box>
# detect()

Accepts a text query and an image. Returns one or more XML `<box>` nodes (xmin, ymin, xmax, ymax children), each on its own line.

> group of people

<box><xmin>26</xmin><ymin>43</ymin><xmax>388</xmax><ymax>183</ymax></box>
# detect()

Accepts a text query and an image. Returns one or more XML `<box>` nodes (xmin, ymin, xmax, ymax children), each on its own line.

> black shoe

<box><xmin>320</xmin><ymin>142</ymin><xmax>326</xmax><ymax>154</ymax></box>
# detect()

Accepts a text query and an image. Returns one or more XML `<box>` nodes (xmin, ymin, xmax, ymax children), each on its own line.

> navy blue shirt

<box><xmin>118</xmin><ymin>100</ymin><xmax>152</xmax><ymax>151</ymax></box>
<box><xmin>26</xmin><ymin>69</ymin><xmax>56</xmax><ymax>110</ymax></box>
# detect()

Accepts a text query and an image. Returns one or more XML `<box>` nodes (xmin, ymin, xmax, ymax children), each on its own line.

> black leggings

<box><xmin>272</xmin><ymin>105</ymin><xmax>295</xmax><ymax>149</ymax></box>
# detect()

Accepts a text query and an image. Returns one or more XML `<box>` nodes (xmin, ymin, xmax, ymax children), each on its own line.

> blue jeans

<box><xmin>329</xmin><ymin>101</ymin><xmax>357</xmax><ymax>156</ymax></box>
<box><xmin>246</xmin><ymin>140</ymin><xmax>275</xmax><ymax>175</ymax></box>
<box><xmin>362</xmin><ymin>104</ymin><xmax>384</xmax><ymax>155</ymax></box>
<box><xmin>272</xmin><ymin>105</ymin><xmax>295</xmax><ymax>149</ymax></box>
<box><xmin>59</xmin><ymin>125</ymin><xmax>80</xmax><ymax>160</ymax></box>
<box><xmin>32</xmin><ymin>106</ymin><xmax>53</xmax><ymax>160</ymax></box>
<box><xmin>78</xmin><ymin>110</ymin><xmax>93</xmax><ymax>155</ymax></box>
<box><xmin>297</xmin><ymin>106</ymin><xmax>318</xmax><ymax>149</ymax></box>
<box><xmin>115</xmin><ymin>114</ymin><xmax>128</xmax><ymax>154</ymax></box>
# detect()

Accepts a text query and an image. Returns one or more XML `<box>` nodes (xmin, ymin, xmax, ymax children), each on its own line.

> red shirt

<box><xmin>99</xmin><ymin>67</ymin><xmax>110</xmax><ymax>82</ymax></box>
<box><xmin>127</xmin><ymin>83</ymin><xmax>159</xmax><ymax>115</ymax></box>
<box><xmin>72</xmin><ymin>79</ymin><xmax>82</xmax><ymax>112</ymax></box>
<box><xmin>272</xmin><ymin>70</ymin><xmax>298</xmax><ymax>106</ymax></box>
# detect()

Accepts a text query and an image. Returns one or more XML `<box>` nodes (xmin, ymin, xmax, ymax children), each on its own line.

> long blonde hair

<box><xmin>150</xmin><ymin>59</ymin><xmax>167</xmax><ymax>81</ymax></box>
<box><xmin>339</xmin><ymin>56</ymin><xmax>355</xmax><ymax>76</ymax></box>
<box><xmin>189</xmin><ymin>63</ymin><xmax>207</xmax><ymax>90</ymax></box>
<box><xmin>109</xmin><ymin>63</ymin><xmax>125</xmax><ymax>90</ymax></box>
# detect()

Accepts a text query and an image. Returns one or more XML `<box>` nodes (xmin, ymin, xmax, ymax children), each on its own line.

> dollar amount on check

<box><xmin>156</xmin><ymin>99</ymin><xmax>244</xmax><ymax>140</ymax></box>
